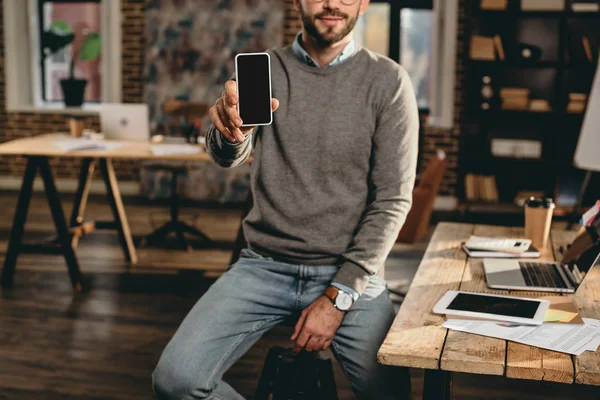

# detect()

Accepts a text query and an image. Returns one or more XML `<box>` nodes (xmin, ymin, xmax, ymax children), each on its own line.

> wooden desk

<box><xmin>378</xmin><ymin>222</ymin><xmax>600</xmax><ymax>399</ymax></box>
<box><xmin>0</xmin><ymin>133</ymin><xmax>213</xmax><ymax>291</ymax></box>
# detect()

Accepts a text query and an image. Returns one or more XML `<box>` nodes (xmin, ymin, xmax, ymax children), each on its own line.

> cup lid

<box><xmin>526</xmin><ymin>197</ymin><xmax>555</xmax><ymax>208</ymax></box>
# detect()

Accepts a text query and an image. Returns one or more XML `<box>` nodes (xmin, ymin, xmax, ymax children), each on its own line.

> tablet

<box><xmin>433</xmin><ymin>290</ymin><xmax>550</xmax><ymax>325</ymax></box>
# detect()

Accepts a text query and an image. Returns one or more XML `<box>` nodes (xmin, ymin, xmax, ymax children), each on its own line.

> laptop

<box><xmin>99</xmin><ymin>103</ymin><xmax>150</xmax><ymax>141</ymax></box>
<box><xmin>483</xmin><ymin>237</ymin><xmax>600</xmax><ymax>293</ymax></box>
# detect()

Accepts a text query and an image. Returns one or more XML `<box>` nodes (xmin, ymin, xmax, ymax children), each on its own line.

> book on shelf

<box><xmin>521</xmin><ymin>0</ymin><xmax>565</xmax><ymax>11</ymax></box>
<box><xmin>582</xmin><ymin>37</ymin><xmax>594</xmax><ymax>62</ymax></box>
<box><xmin>572</xmin><ymin>2</ymin><xmax>600</xmax><ymax>12</ymax></box>
<box><xmin>494</xmin><ymin>35</ymin><xmax>506</xmax><ymax>61</ymax></box>
<box><xmin>480</xmin><ymin>0</ymin><xmax>508</xmax><ymax>10</ymax></box>
<box><xmin>470</xmin><ymin>36</ymin><xmax>496</xmax><ymax>60</ymax></box>
<box><xmin>464</xmin><ymin>174</ymin><xmax>499</xmax><ymax>202</ymax></box>
<box><xmin>465</xmin><ymin>174</ymin><xmax>478</xmax><ymax>201</ymax></box>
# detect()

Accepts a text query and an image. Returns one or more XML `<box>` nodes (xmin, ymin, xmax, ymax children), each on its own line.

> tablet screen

<box><xmin>447</xmin><ymin>293</ymin><xmax>541</xmax><ymax>318</ymax></box>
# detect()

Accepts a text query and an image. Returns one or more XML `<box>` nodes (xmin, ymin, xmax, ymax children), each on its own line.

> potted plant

<box><xmin>42</xmin><ymin>21</ymin><xmax>101</xmax><ymax>107</ymax></box>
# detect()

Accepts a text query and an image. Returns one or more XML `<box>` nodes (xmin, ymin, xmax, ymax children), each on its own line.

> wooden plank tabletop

<box><xmin>378</xmin><ymin>222</ymin><xmax>600</xmax><ymax>386</ymax></box>
<box><xmin>0</xmin><ymin>133</ymin><xmax>214</xmax><ymax>162</ymax></box>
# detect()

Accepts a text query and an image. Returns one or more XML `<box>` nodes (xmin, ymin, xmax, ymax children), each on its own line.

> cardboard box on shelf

<box><xmin>500</xmin><ymin>87</ymin><xmax>531</xmax><ymax>98</ymax></box>
<box><xmin>481</xmin><ymin>0</ymin><xmax>508</xmax><ymax>10</ymax></box>
<box><xmin>470</xmin><ymin>36</ymin><xmax>496</xmax><ymax>60</ymax></box>
<box><xmin>572</xmin><ymin>2</ymin><xmax>600</xmax><ymax>12</ymax></box>
<box><xmin>491</xmin><ymin>138</ymin><xmax>542</xmax><ymax>158</ymax></box>
<box><xmin>521</xmin><ymin>0</ymin><xmax>565</xmax><ymax>11</ymax></box>
<box><xmin>529</xmin><ymin>99</ymin><xmax>552</xmax><ymax>112</ymax></box>
<box><xmin>502</xmin><ymin>98</ymin><xmax>530</xmax><ymax>110</ymax></box>
<box><xmin>569</xmin><ymin>93</ymin><xmax>588</xmax><ymax>102</ymax></box>
<box><xmin>567</xmin><ymin>101</ymin><xmax>586</xmax><ymax>113</ymax></box>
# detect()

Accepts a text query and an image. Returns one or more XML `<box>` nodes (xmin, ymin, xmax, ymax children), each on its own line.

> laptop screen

<box><xmin>563</xmin><ymin>242</ymin><xmax>600</xmax><ymax>288</ymax></box>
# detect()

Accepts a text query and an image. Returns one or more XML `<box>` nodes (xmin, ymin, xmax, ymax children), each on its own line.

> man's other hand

<box><xmin>291</xmin><ymin>295</ymin><xmax>345</xmax><ymax>353</ymax></box>
<box><xmin>209</xmin><ymin>80</ymin><xmax>279</xmax><ymax>143</ymax></box>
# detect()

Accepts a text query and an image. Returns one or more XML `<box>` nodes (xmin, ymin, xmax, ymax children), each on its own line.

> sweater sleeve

<box><xmin>331</xmin><ymin>67</ymin><xmax>419</xmax><ymax>296</ymax></box>
<box><xmin>205</xmin><ymin>124</ymin><xmax>254</xmax><ymax>168</ymax></box>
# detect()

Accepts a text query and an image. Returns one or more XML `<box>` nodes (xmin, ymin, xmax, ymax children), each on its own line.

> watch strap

<box><xmin>324</xmin><ymin>286</ymin><xmax>339</xmax><ymax>304</ymax></box>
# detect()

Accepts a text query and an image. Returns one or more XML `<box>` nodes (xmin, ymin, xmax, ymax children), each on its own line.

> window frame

<box><xmin>37</xmin><ymin>0</ymin><xmax>103</xmax><ymax>104</ymax></box>
<box><xmin>4</xmin><ymin>0</ymin><xmax>121</xmax><ymax>115</ymax></box>
<box><xmin>369</xmin><ymin>0</ymin><xmax>434</xmax><ymax>114</ymax></box>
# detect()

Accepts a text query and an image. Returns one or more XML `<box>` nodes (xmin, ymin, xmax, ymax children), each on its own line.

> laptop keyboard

<box><xmin>519</xmin><ymin>262</ymin><xmax>568</xmax><ymax>288</ymax></box>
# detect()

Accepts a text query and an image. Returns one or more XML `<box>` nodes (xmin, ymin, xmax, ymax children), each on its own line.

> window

<box><xmin>3</xmin><ymin>0</ymin><xmax>121</xmax><ymax>113</ymax></box>
<box><xmin>355</xmin><ymin>1</ymin><xmax>433</xmax><ymax>111</ymax></box>
<box><xmin>355</xmin><ymin>0</ymin><xmax>458</xmax><ymax>128</ymax></box>
<box><xmin>38</xmin><ymin>0</ymin><xmax>103</xmax><ymax>104</ymax></box>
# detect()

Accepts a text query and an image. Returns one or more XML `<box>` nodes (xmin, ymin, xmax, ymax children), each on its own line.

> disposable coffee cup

<box><xmin>69</xmin><ymin>117</ymin><xmax>85</xmax><ymax>138</ymax></box>
<box><xmin>524</xmin><ymin>197</ymin><xmax>555</xmax><ymax>249</ymax></box>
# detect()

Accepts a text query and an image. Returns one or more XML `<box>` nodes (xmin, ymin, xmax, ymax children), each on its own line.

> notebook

<box><xmin>461</xmin><ymin>243</ymin><xmax>540</xmax><ymax>258</ymax></box>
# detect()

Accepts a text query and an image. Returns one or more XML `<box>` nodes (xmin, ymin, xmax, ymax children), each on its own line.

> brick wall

<box><xmin>282</xmin><ymin>0</ymin><xmax>467</xmax><ymax>196</ymax></box>
<box><xmin>0</xmin><ymin>0</ymin><xmax>145</xmax><ymax>181</ymax></box>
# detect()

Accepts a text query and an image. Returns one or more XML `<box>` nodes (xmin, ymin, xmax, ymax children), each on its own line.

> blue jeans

<box><xmin>152</xmin><ymin>249</ymin><xmax>411</xmax><ymax>400</ymax></box>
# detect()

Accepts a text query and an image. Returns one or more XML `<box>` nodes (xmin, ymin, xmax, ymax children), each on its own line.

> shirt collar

<box><xmin>291</xmin><ymin>32</ymin><xmax>356</xmax><ymax>68</ymax></box>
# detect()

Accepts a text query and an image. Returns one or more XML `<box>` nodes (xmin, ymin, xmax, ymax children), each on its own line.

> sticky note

<box><xmin>544</xmin><ymin>310</ymin><xmax>578</xmax><ymax>323</ymax></box>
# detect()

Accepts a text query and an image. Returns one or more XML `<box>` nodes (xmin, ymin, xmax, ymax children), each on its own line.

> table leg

<box><xmin>1</xmin><ymin>157</ymin><xmax>38</xmax><ymax>289</ymax></box>
<box><xmin>423</xmin><ymin>370</ymin><xmax>452</xmax><ymax>400</ymax></box>
<box><xmin>70</xmin><ymin>158</ymin><xmax>96</xmax><ymax>227</ymax></box>
<box><xmin>37</xmin><ymin>157</ymin><xmax>86</xmax><ymax>291</ymax></box>
<box><xmin>99</xmin><ymin>158</ymin><xmax>137</xmax><ymax>264</ymax></box>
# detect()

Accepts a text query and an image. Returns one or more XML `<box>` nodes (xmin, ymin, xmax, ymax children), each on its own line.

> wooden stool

<box><xmin>254</xmin><ymin>346</ymin><xmax>338</xmax><ymax>400</ymax></box>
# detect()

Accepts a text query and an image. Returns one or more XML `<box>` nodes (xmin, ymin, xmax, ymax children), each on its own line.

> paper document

<box><xmin>53</xmin><ymin>138</ymin><xmax>123</xmax><ymax>152</ymax></box>
<box><xmin>443</xmin><ymin>318</ymin><xmax>600</xmax><ymax>355</ymax></box>
<box><xmin>150</xmin><ymin>144</ymin><xmax>203</xmax><ymax>156</ymax></box>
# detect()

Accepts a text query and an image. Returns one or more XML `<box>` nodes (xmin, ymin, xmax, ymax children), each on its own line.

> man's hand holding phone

<box><xmin>209</xmin><ymin>80</ymin><xmax>279</xmax><ymax>144</ymax></box>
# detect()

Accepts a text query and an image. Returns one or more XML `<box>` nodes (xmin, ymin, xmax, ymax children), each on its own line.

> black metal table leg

<box><xmin>1</xmin><ymin>157</ymin><xmax>38</xmax><ymax>289</ymax></box>
<box><xmin>37</xmin><ymin>157</ymin><xmax>87</xmax><ymax>291</ymax></box>
<box><xmin>99</xmin><ymin>158</ymin><xmax>137</xmax><ymax>264</ymax></box>
<box><xmin>423</xmin><ymin>369</ymin><xmax>452</xmax><ymax>400</ymax></box>
<box><xmin>70</xmin><ymin>158</ymin><xmax>96</xmax><ymax>227</ymax></box>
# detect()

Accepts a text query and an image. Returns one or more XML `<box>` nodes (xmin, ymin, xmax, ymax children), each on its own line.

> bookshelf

<box><xmin>460</xmin><ymin>0</ymin><xmax>600</xmax><ymax>217</ymax></box>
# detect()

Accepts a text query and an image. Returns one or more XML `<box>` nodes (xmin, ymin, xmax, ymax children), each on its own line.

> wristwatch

<box><xmin>324</xmin><ymin>286</ymin><xmax>354</xmax><ymax>311</ymax></box>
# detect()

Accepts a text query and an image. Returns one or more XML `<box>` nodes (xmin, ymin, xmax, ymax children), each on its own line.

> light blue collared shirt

<box><xmin>291</xmin><ymin>32</ymin><xmax>357</xmax><ymax>68</ymax></box>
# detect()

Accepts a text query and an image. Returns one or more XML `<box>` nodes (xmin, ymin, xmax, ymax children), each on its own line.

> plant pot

<box><xmin>60</xmin><ymin>79</ymin><xmax>87</xmax><ymax>107</ymax></box>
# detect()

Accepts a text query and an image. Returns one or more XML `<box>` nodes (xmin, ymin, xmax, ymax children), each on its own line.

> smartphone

<box><xmin>235</xmin><ymin>52</ymin><xmax>273</xmax><ymax>127</ymax></box>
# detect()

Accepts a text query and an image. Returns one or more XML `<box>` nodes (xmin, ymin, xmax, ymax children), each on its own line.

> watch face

<box><xmin>335</xmin><ymin>292</ymin><xmax>353</xmax><ymax>311</ymax></box>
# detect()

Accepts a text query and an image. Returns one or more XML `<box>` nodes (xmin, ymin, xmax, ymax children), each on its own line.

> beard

<box><xmin>299</xmin><ymin>3</ymin><xmax>360</xmax><ymax>47</ymax></box>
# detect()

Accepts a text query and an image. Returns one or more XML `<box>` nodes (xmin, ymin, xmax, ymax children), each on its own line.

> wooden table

<box><xmin>378</xmin><ymin>222</ymin><xmax>600</xmax><ymax>399</ymax></box>
<box><xmin>0</xmin><ymin>133</ymin><xmax>213</xmax><ymax>291</ymax></box>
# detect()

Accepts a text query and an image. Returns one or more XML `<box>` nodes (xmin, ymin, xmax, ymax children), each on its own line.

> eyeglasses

<box><xmin>308</xmin><ymin>0</ymin><xmax>360</xmax><ymax>6</ymax></box>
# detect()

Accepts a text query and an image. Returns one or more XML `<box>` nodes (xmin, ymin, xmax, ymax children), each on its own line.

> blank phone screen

<box><xmin>447</xmin><ymin>293</ymin><xmax>540</xmax><ymax>318</ymax></box>
<box><xmin>236</xmin><ymin>54</ymin><xmax>271</xmax><ymax>125</ymax></box>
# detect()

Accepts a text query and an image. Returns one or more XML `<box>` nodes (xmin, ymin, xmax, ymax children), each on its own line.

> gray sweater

<box><xmin>206</xmin><ymin>45</ymin><xmax>419</xmax><ymax>296</ymax></box>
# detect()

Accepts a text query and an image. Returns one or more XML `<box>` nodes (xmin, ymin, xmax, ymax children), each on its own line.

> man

<box><xmin>152</xmin><ymin>0</ymin><xmax>418</xmax><ymax>398</ymax></box>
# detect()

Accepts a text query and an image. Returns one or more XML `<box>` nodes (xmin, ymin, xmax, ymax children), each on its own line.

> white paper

<box><xmin>53</xmin><ymin>138</ymin><xmax>123</xmax><ymax>152</ymax></box>
<box><xmin>150</xmin><ymin>144</ymin><xmax>202</xmax><ymax>156</ymax></box>
<box><xmin>444</xmin><ymin>318</ymin><xmax>600</xmax><ymax>355</ymax></box>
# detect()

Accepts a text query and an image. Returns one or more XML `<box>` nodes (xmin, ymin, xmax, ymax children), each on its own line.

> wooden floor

<box><xmin>1</xmin><ymin>191</ymin><xmax>600</xmax><ymax>399</ymax></box>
